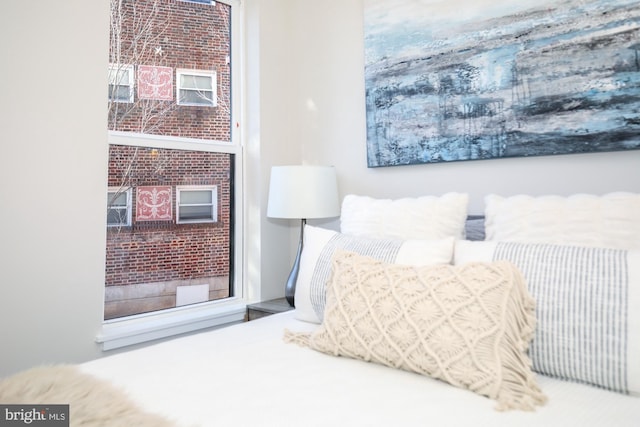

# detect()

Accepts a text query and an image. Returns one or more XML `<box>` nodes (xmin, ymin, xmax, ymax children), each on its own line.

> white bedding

<box><xmin>81</xmin><ymin>311</ymin><xmax>640</xmax><ymax>427</ymax></box>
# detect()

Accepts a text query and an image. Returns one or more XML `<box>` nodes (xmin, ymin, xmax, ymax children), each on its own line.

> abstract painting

<box><xmin>363</xmin><ymin>0</ymin><xmax>640</xmax><ymax>167</ymax></box>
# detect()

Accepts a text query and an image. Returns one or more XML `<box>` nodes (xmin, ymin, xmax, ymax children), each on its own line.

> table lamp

<box><xmin>267</xmin><ymin>165</ymin><xmax>340</xmax><ymax>306</ymax></box>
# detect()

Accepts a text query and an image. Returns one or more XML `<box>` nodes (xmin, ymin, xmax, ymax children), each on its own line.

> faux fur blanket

<box><xmin>0</xmin><ymin>365</ymin><xmax>175</xmax><ymax>426</ymax></box>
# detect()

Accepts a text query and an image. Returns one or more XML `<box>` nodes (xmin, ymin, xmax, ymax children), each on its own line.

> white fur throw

<box><xmin>0</xmin><ymin>365</ymin><xmax>174</xmax><ymax>426</ymax></box>
<box><xmin>285</xmin><ymin>251</ymin><xmax>546</xmax><ymax>411</ymax></box>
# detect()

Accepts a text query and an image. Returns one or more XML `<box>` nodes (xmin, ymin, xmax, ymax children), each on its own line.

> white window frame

<box><xmin>106</xmin><ymin>187</ymin><xmax>132</xmax><ymax>227</ymax></box>
<box><xmin>177</xmin><ymin>185</ymin><xmax>218</xmax><ymax>224</ymax></box>
<box><xmin>108</xmin><ymin>63</ymin><xmax>135</xmax><ymax>103</ymax></box>
<box><xmin>98</xmin><ymin>0</ymin><xmax>243</xmax><ymax>351</ymax></box>
<box><xmin>177</xmin><ymin>69</ymin><xmax>217</xmax><ymax>107</ymax></box>
<box><xmin>99</xmin><ymin>135</ymin><xmax>245</xmax><ymax>351</ymax></box>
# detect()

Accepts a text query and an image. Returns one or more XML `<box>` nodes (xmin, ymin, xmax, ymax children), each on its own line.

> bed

<box><xmin>1</xmin><ymin>192</ymin><xmax>639</xmax><ymax>426</ymax></box>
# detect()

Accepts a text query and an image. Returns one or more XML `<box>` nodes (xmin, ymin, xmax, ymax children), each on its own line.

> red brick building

<box><xmin>105</xmin><ymin>0</ymin><xmax>232</xmax><ymax>319</ymax></box>
<box><xmin>108</xmin><ymin>0</ymin><xmax>231</xmax><ymax>139</ymax></box>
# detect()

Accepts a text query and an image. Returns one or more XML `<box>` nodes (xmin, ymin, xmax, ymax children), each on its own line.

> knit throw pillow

<box><xmin>285</xmin><ymin>250</ymin><xmax>546</xmax><ymax>411</ymax></box>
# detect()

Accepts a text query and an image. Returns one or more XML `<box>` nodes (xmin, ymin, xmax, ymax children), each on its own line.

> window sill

<box><xmin>95</xmin><ymin>299</ymin><xmax>246</xmax><ymax>351</ymax></box>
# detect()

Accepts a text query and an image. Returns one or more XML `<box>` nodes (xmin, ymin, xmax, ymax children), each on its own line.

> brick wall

<box><xmin>108</xmin><ymin>0</ymin><xmax>231</xmax><ymax>140</ymax></box>
<box><xmin>105</xmin><ymin>145</ymin><xmax>231</xmax><ymax>288</ymax></box>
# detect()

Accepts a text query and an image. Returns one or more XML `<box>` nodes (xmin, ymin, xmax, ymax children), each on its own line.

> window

<box><xmin>102</xmin><ymin>0</ymin><xmax>241</xmax><ymax>348</ymax></box>
<box><xmin>108</xmin><ymin>64</ymin><xmax>134</xmax><ymax>103</ymax></box>
<box><xmin>106</xmin><ymin>187</ymin><xmax>132</xmax><ymax>227</ymax></box>
<box><xmin>177</xmin><ymin>186</ymin><xmax>218</xmax><ymax>223</ymax></box>
<box><xmin>177</xmin><ymin>69</ymin><xmax>217</xmax><ymax>107</ymax></box>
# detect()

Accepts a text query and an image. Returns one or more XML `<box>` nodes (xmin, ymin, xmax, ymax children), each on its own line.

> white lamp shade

<box><xmin>267</xmin><ymin>165</ymin><xmax>340</xmax><ymax>219</ymax></box>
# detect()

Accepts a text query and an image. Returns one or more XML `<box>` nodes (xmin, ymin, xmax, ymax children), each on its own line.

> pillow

<box><xmin>484</xmin><ymin>192</ymin><xmax>640</xmax><ymax>250</ymax></box>
<box><xmin>286</xmin><ymin>251</ymin><xmax>546</xmax><ymax>411</ymax></box>
<box><xmin>340</xmin><ymin>193</ymin><xmax>469</xmax><ymax>240</ymax></box>
<box><xmin>455</xmin><ymin>240</ymin><xmax>640</xmax><ymax>395</ymax></box>
<box><xmin>295</xmin><ymin>225</ymin><xmax>455</xmax><ymax>323</ymax></box>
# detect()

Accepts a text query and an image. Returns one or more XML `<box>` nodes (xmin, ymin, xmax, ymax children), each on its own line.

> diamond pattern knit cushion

<box><xmin>285</xmin><ymin>250</ymin><xmax>546</xmax><ymax>411</ymax></box>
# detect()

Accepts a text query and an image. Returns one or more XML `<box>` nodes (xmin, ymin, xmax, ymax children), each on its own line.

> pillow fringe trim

<box><xmin>494</xmin><ymin>264</ymin><xmax>547</xmax><ymax>411</ymax></box>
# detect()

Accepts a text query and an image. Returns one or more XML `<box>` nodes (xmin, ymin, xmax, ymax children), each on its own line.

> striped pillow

<box><xmin>294</xmin><ymin>225</ymin><xmax>455</xmax><ymax>323</ymax></box>
<box><xmin>454</xmin><ymin>240</ymin><xmax>640</xmax><ymax>395</ymax></box>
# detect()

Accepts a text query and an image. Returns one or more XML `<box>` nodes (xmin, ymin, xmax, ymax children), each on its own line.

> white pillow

<box><xmin>340</xmin><ymin>193</ymin><xmax>469</xmax><ymax>240</ymax></box>
<box><xmin>295</xmin><ymin>225</ymin><xmax>455</xmax><ymax>324</ymax></box>
<box><xmin>455</xmin><ymin>239</ymin><xmax>640</xmax><ymax>395</ymax></box>
<box><xmin>484</xmin><ymin>192</ymin><xmax>640</xmax><ymax>250</ymax></box>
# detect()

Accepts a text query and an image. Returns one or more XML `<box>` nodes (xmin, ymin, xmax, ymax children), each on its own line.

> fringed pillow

<box><xmin>285</xmin><ymin>250</ymin><xmax>546</xmax><ymax>411</ymax></box>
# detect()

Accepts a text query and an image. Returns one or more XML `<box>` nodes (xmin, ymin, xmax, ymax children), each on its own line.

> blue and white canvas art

<box><xmin>364</xmin><ymin>0</ymin><xmax>640</xmax><ymax>167</ymax></box>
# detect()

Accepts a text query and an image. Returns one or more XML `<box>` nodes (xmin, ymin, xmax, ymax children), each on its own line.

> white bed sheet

<box><xmin>81</xmin><ymin>311</ymin><xmax>640</xmax><ymax>427</ymax></box>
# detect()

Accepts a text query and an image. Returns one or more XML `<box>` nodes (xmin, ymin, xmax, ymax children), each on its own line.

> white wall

<box><xmin>0</xmin><ymin>1</ymin><xmax>109</xmax><ymax>377</ymax></box>
<box><xmin>288</xmin><ymin>0</ymin><xmax>640</xmax><ymax>213</ymax></box>
<box><xmin>245</xmin><ymin>0</ymin><xmax>302</xmax><ymax>302</ymax></box>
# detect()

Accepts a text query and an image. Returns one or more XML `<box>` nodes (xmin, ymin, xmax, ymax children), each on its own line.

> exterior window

<box><xmin>105</xmin><ymin>0</ymin><xmax>238</xmax><ymax>330</ymax></box>
<box><xmin>177</xmin><ymin>186</ymin><xmax>218</xmax><ymax>223</ymax></box>
<box><xmin>107</xmin><ymin>188</ymin><xmax>132</xmax><ymax>227</ymax></box>
<box><xmin>177</xmin><ymin>69</ymin><xmax>216</xmax><ymax>106</ymax></box>
<box><xmin>108</xmin><ymin>64</ymin><xmax>134</xmax><ymax>103</ymax></box>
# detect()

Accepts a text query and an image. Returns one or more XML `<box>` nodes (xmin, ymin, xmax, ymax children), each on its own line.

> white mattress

<box><xmin>81</xmin><ymin>311</ymin><xmax>640</xmax><ymax>427</ymax></box>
